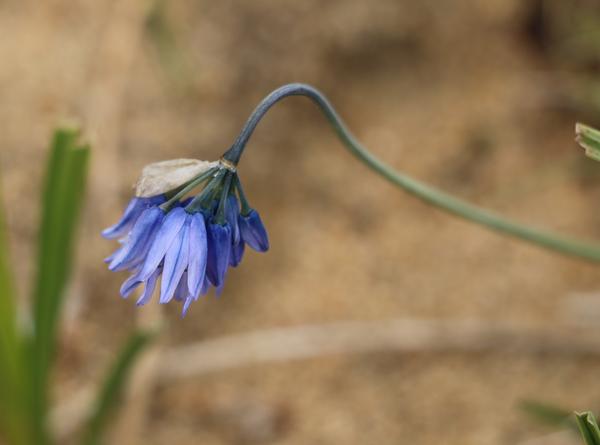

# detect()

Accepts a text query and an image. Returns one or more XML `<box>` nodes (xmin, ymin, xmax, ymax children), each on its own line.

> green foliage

<box><xmin>29</xmin><ymin>127</ymin><xmax>90</xmax><ymax>444</ymax></box>
<box><xmin>576</xmin><ymin>123</ymin><xmax>600</xmax><ymax>162</ymax></box>
<box><xmin>0</xmin><ymin>127</ymin><xmax>154</xmax><ymax>445</ymax></box>
<box><xmin>577</xmin><ymin>412</ymin><xmax>600</xmax><ymax>445</ymax></box>
<box><xmin>82</xmin><ymin>330</ymin><xmax>155</xmax><ymax>445</ymax></box>
<box><xmin>0</xmin><ymin>171</ymin><xmax>28</xmax><ymax>445</ymax></box>
<box><xmin>519</xmin><ymin>399</ymin><xmax>575</xmax><ymax>430</ymax></box>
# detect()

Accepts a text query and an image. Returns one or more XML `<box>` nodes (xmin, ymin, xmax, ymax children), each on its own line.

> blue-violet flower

<box><xmin>103</xmin><ymin>159</ymin><xmax>269</xmax><ymax>316</ymax></box>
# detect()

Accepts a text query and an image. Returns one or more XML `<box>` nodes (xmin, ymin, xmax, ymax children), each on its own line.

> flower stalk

<box><xmin>224</xmin><ymin>83</ymin><xmax>600</xmax><ymax>263</ymax></box>
<box><xmin>160</xmin><ymin>167</ymin><xmax>218</xmax><ymax>211</ymax></box>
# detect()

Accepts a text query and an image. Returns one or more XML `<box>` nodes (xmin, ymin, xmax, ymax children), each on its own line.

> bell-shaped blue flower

<box><xmin>206</xmin><ymin>223</ymin><xmax>232</xmax><ymax>287</ymax></box>
<box><xmin>104</xmin><ymin>168</ymin><xmax>269</xmax><ymax>316</ymax></box>
<box><xmin>239</xmin><ymin>209</ymin><xmax>269</xmax><ymax>252</ymax></box>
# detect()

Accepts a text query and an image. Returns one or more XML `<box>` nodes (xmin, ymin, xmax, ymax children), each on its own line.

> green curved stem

<box><xmin>223</xmin><ymin>83</ymin><xmax>600</xmax><ymax>262</ymax></box>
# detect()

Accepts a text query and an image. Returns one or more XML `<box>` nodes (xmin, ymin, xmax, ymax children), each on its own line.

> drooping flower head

<box><xmin>103</xmin><ymin>157</ymin><xmax>268</xmax><ymax>316</ymax></box>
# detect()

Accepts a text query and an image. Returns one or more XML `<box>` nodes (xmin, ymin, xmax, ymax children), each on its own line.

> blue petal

<box><xmin>109</xmin><ymin>207</ymin><xmax>164</xmax><ymax>271</ymax></box>
<box><xmin>226</xmin><ymin>195</ymin><xmax>240</xmax><ymax>245</ymax></box>
<box><xmin>160</xmin><ymin>219</ymin><xmax>190</xmax><ymax>304</ymax></box>
<box><xmin>136</xmin><ymin>268</ymin><xmax>161</xmax><ymax>306</ymax></box>
<box><xmin>187</xmin><ymin>213</ymin><xmax>208</xmax><ymax>297</ymax></box>
<box><xmin>206</xmin><ymin>223</ymin><xmax>231</xmax><ymax>287</ymax></box>
<box><xmin>181</xmin><ymin>296</ymin><xmax>194</xmax><ymax>317</ymax></box>
<box><xmin>200</xmin><ymin>275</ymin><xmax>210</xmax><ymax>296</ymax></box>
<box><xmin>102</xmin><ymin>198</ymin><xmax>144</xmax><ymax>239</ymax></box>
<box><xmin>229</xmin><ymin>240</ymin><xmax>245</xmax><ymax>267</ymax></box>
<box><xmin>185</xmin><ymin>277</ymin><xmax>209</xmax><ymax>311</ymax></box>
<box><xmin>104</xmin><ymin>251</ymin><xmax>117</xmax><ymax>264</ymax></box>
<box><xmin>136</xmin><ymin>207</ymin><xmax>187</xmax><ymax>281</ymax></box>
<box><xmin>174</xmin><ymin>271</ymin><xmax>190</xmax><ymax>302</ymax></box>
<box><xmin>239</xmin><ymin>210</ymin><xmax>269</xmax><ymax>252</ymax></box>
<box><xmin>120</xmin><ymin>271</ymin><xmax>143</xmax><ymax>298</ymax></box>
<box><xmin>102</xmin><ymin>196</ymin><xmax>165</xmax><ymax>239</ymax></box>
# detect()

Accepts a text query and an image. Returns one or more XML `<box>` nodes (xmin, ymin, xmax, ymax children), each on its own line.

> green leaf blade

<box><xmin>576</xmin><ymin>123</ymin><xmax>600</xmax><ymax>162</ymax></box>
<box><xmin>29</xmin><ymin>127</ymin><xmax>90</xmax><ymax>445</ymax></box>
<box><xmin>0</xmin><ymin>171</ymin><xmax>29</xmax><ymax>445</ymax></box>
<box><xmin>576</xmin><ymin>412</ymin><xmax>600</xmax><ymax>445</ymax></box>
<box><xmin>82</xmin><ymin>330</ymin><xmax>155</xmax><ymax>445</ymax></box>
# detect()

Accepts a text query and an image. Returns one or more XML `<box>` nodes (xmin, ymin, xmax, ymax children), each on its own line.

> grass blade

<box><xmin>576</xmin><ymin>123</ymin><xmax>600</xmax><ymax>162</ymax></box>
<box><xmin>82</xmin><ymin>330</ymin><xmax>155</xmax><ymax>445</ymax></box>
<box><xmin>576</xmin><ymin>412</ymin><xmax>600</xmax><ymax>445</ymax></box>
<box><xmin>29</xmin><ymin>127</ymin><xmax>90</xmax><ymax>444</ymax></box>
<box><xmin>0</xmin><ymin>177</ymin><xmax>28</xmax><ymax>444</ymax></box>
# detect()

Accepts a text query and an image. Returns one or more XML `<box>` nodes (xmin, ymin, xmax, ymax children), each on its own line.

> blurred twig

<box><xmin>158</xmin><ymin>319</ymin><xmax>600</xmax><ymax>379</ymax></box>
<box><xmin>53</xmin><ymin>318</ymin><xmax>600</xmax><ymax>439</ymax></box>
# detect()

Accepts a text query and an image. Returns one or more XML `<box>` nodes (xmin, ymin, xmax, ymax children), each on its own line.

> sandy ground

<box><xmin>1</xmin><ymin>1</ymin><xmax>600</xmax><ymax>444</ymax></box>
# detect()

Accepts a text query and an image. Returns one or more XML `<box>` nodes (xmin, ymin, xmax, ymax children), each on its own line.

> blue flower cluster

<box><xmin>102</xmin><ymin>168</ymin><xmax>268</xmax><ymax>315</ymax></box>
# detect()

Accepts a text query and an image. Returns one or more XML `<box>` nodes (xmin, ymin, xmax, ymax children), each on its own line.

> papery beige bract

<box><xmin>135</xmin><ymin>159</ymin><xmax>219</xmax><ymax>197</ymax></box>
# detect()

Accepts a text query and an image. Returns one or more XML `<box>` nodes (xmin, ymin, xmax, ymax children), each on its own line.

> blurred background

<box><xmin>2</xmin><ymin>0</ymin><xmax>600</xmax><ymax>444</ymax></box>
